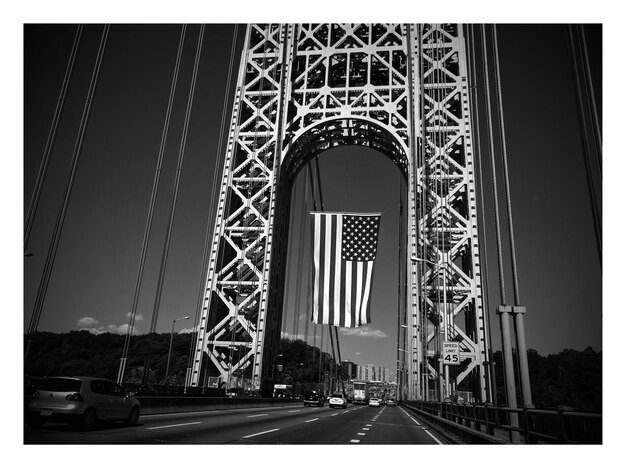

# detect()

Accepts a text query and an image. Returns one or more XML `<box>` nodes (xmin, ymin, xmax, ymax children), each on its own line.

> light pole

<box><xmin>164</xmin><ymin>315</ymin><xmax>190</xmax><ymax>385</ymax></box>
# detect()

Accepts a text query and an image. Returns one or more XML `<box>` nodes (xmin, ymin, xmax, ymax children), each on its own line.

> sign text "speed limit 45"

<box><xmin>443</xmin><ymin>342</ymin><xmax>460</xmax><ymax>365</ymax></box>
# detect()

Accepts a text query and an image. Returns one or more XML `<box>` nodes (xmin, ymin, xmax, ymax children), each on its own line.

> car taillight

<box><xmin>66</xmin><ymin>393</ymin><xmax>83</xmax><ymax>402</ymax></box>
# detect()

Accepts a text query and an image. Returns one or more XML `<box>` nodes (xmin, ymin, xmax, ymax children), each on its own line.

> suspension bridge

<box><xmin>23</xmin><ymin>23</ymin><xmax>602</xmax><ymax>445</ymax></box>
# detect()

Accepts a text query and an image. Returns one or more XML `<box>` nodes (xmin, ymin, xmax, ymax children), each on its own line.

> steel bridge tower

<box><xmin>189</xmin><ymin>24</ymin><xmax>490</xmax><ymax>401</ymax></box>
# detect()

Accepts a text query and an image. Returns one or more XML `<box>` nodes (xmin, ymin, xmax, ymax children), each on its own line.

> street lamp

<box><xmin>164</xmin><ymin>315</ymin><xmax>190</xmax><ymax>385</ymax></box>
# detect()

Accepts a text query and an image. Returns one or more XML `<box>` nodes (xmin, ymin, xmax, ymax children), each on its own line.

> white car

<box><xmin>328</xmin><ymin>393</ymin><xmax>347</xmax><ymax>409</ymax></box>
<box><xmin>369</xmin><ymin>397</ymin><xmax>380</xmax><ymax>407</ymax></box>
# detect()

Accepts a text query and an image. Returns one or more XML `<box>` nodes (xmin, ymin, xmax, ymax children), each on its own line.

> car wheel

<box><xmin>126</xmin><ymin>407</ymin><xmax>140</xmax><ymax>426</ymax></box>
<box><xmin>80</xmin><ymin>409</ymin><xmax>97</xmax><ymax>431</ymax></box>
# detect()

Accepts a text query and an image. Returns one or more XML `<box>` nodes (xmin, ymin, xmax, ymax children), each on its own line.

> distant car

<box><xmin>26</xmin><ymin>376</ymin><xmax>141</xmax><ymax>431</ymax></box>
<box><xmin>369</xmin><ymin>397</ymin><xmax>380</xmax><ymax>407</ymax></box>
<box><xmin>303</xmin><ymin>390</ymin><xmax>324</xmax><ymax>407</ymax></box>
<box><xmin>328</xmin><ymin>393</ymin><xmax>347</xmax><ymax>409</ymax></box>
<box><xmin>386</xmin><ymin>398</ymin><xmax>397</xmax><ymax>406</ymax></box>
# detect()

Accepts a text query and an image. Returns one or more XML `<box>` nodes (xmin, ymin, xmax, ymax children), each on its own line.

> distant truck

<box><xmin>353</xmin><ymin>380</ymin><xmax>369</xmax><ymax>405</ymax></box>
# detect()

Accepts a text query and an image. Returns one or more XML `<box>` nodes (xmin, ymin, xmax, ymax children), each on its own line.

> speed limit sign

<box><xmin>443</xmin><ymin>342</ymin><xmax>460</xmax><ymax>365</ymax></box>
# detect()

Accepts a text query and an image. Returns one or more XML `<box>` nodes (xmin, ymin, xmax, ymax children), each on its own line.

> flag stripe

<box><xmin>334</xmin><ymin>214</ymin><xmax>342</xmax><ymax>327</ymax></box>
<box><xmin>323</xmin><ymin>216</ymin><xmax>331</xmax><ymax>324</ymax></box>
<box><xmin>312</xmin><ymin>214</ymin><xmax>321</xmax><ymax>324</ymax></box>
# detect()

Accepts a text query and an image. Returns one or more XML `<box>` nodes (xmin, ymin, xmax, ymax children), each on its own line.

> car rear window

<box><xmin>39</xmin><ymin>378</ymin><xmax>82</xmax><ymax>392</ymax></box>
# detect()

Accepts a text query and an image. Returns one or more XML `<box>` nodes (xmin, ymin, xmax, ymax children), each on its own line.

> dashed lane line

<box><xmin>247</xmin><ymin>413</ymin><xmax>268</xmax><ymax>418</ymax></box>
<box><xmin>305</xmin><ymin>418</ymin><xmax>319</xmax><ymax>423</ymax></box>
<box><xmin>350</xmin><ymin>439</ymin><xmax>361</xmax><ymax>443</ymax></box>
<box><xmin>146</xmin><ymin>422</ymin><xmax>201</xmax><ymax>430</ymax></box>
<box><xmin>242</xmin><ymin>428</ymin><xmax>279</xmax><ymax>439</ymax></box>
<box><xmin>287</xmin><ymin>410</ymin><xmax>301</xmax><ymax>413</ymax></box>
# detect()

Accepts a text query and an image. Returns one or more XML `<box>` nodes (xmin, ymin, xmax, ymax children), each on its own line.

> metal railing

<box><xmin>404</xmin><ymin>400</ymin><xmax>601</xmax><ymax>444</ymax></box>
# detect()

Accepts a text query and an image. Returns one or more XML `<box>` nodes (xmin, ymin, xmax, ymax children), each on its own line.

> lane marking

<box><xmin>342</xmin><ymin>410</ymin><xmax>350</xmax><ymax>414</ymax></box>
<box><xmin>358</xmin><ymin>432</ymin><xmax>366</xmax><ymax>436</ymax></box>
<box><xmin>398</xmin><ymin>407</ymin><xmax>442</xmax><ymax>444</ymax></box>
<box><xmin>287</xmin><ymin>410</ymin><xmax>301</xmax><ymax>413</ymax></box>
<box><xmin>366</xmin><ymin>424</ymin><xmax>372</xmax><ymax>426</ymax></box>
<box><xmin>146</xmin><ymin>422</ymin><xmax>201</xmax><ymax>430</ymax></box>
<box><xmin>425</xmin><ymin>429</ymin><xmax>444</xmax><ymax>445</ymax></box>
<box><xmin>331</xmin><ymin>413</ymin><xmax>339</xmax><ymax>416</ymax></box>
<box><xmin>305</xmin><ymin>418</ymin><xmax>319</xmax><ymax>423</ymax></box>
<box><xmin>242</xmin><ymin>428</ymin><xmax>279</xmax><ymax>439</ymax></box>
<box><xmin>362</xmin><ymin>427</ymin><xmax>370</xmax><ymax>431</ymax></box>
<box><xmin>400</xmin><ymin>407</ymin><xmax>421</xmax><ymax>426</ymax></box>
<box><xmin>350</xmin><ymin>439</ymin><xmax>361</xmax><ymax>443</ymax></box>
<box><xmin>247</xmin><ymin>413</ymin><xmax>269</xmax><ymax>418</ymax></box>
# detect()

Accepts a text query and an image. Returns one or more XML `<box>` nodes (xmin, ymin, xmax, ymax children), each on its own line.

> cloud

<box><xmin>81</xmin><ymin>327</ymin><xmax>106</xmax><ymax>335</ymax></box>
<box><xmin>125</xmin><ymin>312</ymin><xmax>144</xmax><ymax>321</ymax></box>
<box><xmin>281</xmin><ymin>331</ymin><xmax>307</xmax><ymax>341</ymax></box>
<box><xmin>77</xmin><ymin>317</ymin><xmax>99</xmax><ymax>327</ymax></box>
<box><xmin>106</xmin><ymin>324</ymin><xmax>140</xmax><ymax>335</ymax></box>
<box><xmin>339</xmin><ymin>326</ymin><xmax>388</xmax><ymax>339</ymax></box>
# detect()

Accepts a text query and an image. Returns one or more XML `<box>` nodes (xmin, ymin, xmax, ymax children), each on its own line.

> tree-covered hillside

<box><xmin>24</xmin><ymin>332</ymin><xmax>601</xmax><ymax>410</ymax></box>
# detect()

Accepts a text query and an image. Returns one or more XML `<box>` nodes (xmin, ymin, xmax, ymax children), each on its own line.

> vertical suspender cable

<box><xmin>117</xmin><ymin>25</ymin><xmax>187</xmax><ymax>383</ymax></box>
<box><xmin>482</xmin><ymin>25</ymin><xmax>520</xmax><ymax>422</ymax></box>
<box><xmin>480</xmin><ymin>25</ymin><xmax>506</xmax><ymax>304</ymax></box>
<box><xmin>468</xmin><ymin>24</ymin><xmax>496</xmax><ymax>404</ymax></box>
<box><xmin>149</xmin><ymin>25</ymin><xmax>205</xmax><ymax>334</ymax></box>
<box><xmin>567</xmin><ymin>25</ymin><xmax>602</xmax><ymax>265</ymax></box>
<box><xmin>578</xmin><ymin>25</ymin><xmax>602</xmax><ymax>167</ymax></box>
<box><xmin>24</xmin><ymin>24</ymin><xmax>83</xmax><ymax>248</ymax></box>
<box><xmin>491</xmin><ymin>25</ymin><xmax>521</xmax><ymax>305</ymax></box>
<box><xmin>28</xmin><ymin>24</ymin><xmax>110</xmax><ymax>335</ymax></box>
<box><xmin>186</xmin><ymin>25</ymin><xmax>239</xmax><ymax>383</ymax></box>
<box><xmin>307</xmin><ymin>163</ymin><xmax>319</xmax><ymax>384</ymax></box>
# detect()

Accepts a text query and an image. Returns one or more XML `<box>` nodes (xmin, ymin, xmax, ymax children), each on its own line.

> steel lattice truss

<box><xmin>189</xmin><ymin>24</ymin><xmax>489</xmax><ymax>401</ymax></box>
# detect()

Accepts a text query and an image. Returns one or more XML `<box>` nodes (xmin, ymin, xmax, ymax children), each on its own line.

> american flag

<box><xmin>311</xmin><ymin>212</ymin><xmax>381</xmax><ymax>327</ymax></box>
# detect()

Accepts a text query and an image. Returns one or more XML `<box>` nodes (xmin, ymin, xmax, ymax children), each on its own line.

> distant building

<box><xmin>355</xmin><ymin>363</ymin><xmax>391</xmax><ymax>383</ymax></box>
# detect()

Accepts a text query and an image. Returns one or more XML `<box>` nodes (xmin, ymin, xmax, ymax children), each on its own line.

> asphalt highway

<box><xmin>24</xmin><ymin>403</ymin><xmax>446</xmax><ymax>444</ymax></box>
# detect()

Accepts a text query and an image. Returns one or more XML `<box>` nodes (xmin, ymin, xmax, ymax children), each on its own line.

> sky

<box><xmin>19</xmin><ymin>22</ymin><xmax>606</xmax><ymax>378</ymax></box>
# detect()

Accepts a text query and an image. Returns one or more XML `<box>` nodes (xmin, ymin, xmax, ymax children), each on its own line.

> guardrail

<box><xmin>403</xmin><ymin>400</ymin><xmax>601</xmax><ymax>444</ymax></box>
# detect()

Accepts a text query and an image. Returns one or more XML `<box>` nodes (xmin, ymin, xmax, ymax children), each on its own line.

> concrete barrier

<box><xmin>137</xmin><ymin>396</ymin><xmax>302</xmax><ymax>415</ymax></box>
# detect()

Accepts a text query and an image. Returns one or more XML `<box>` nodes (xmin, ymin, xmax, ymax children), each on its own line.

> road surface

<box><xmin>24</xmin><ymin>403</ymin><xmax>447</xmax><ymax>444</ymax></box>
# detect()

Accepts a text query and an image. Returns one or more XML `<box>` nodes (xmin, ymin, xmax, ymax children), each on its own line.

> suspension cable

<box><xmin>25</xmin><ymin>24</ymin><xmax>83</xmax><ymax>248</ymax></box>
<box><xmin>481</xmin><ymin>24</ymin><xmax>507</xmax><ymax>305</ymax></box>
<box><xmin>29</xmin><ymin>24</ymin><xmax>110</xmax><ymax>335</ymax></box>
<box><xmin>578</xmin><ymin>25</ymin><xmax>602</xmax><ymax>166</ymax></box>
<box><xmin>492</xmin><ymin>25</ymin><xmax>521</xmax><ymax>305</ymax></box>
<box><xmin>567</xmin><ymin>25</ymin><xmax>602</xmax><ymax>265</ymax></box>
<box><xmin>118</xmin><ymin>25</ymin><xmax>187</xmax><ymax>383</ymax></box>
<box><xmin>149</xmin><ymin>25</ymin><xmax>205</xmax><ymax>333</ymax></box>
<box><xmin>468</xmin><ymin>24</ymin><xmax>496</xmax><ymax>403</ymax></box>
